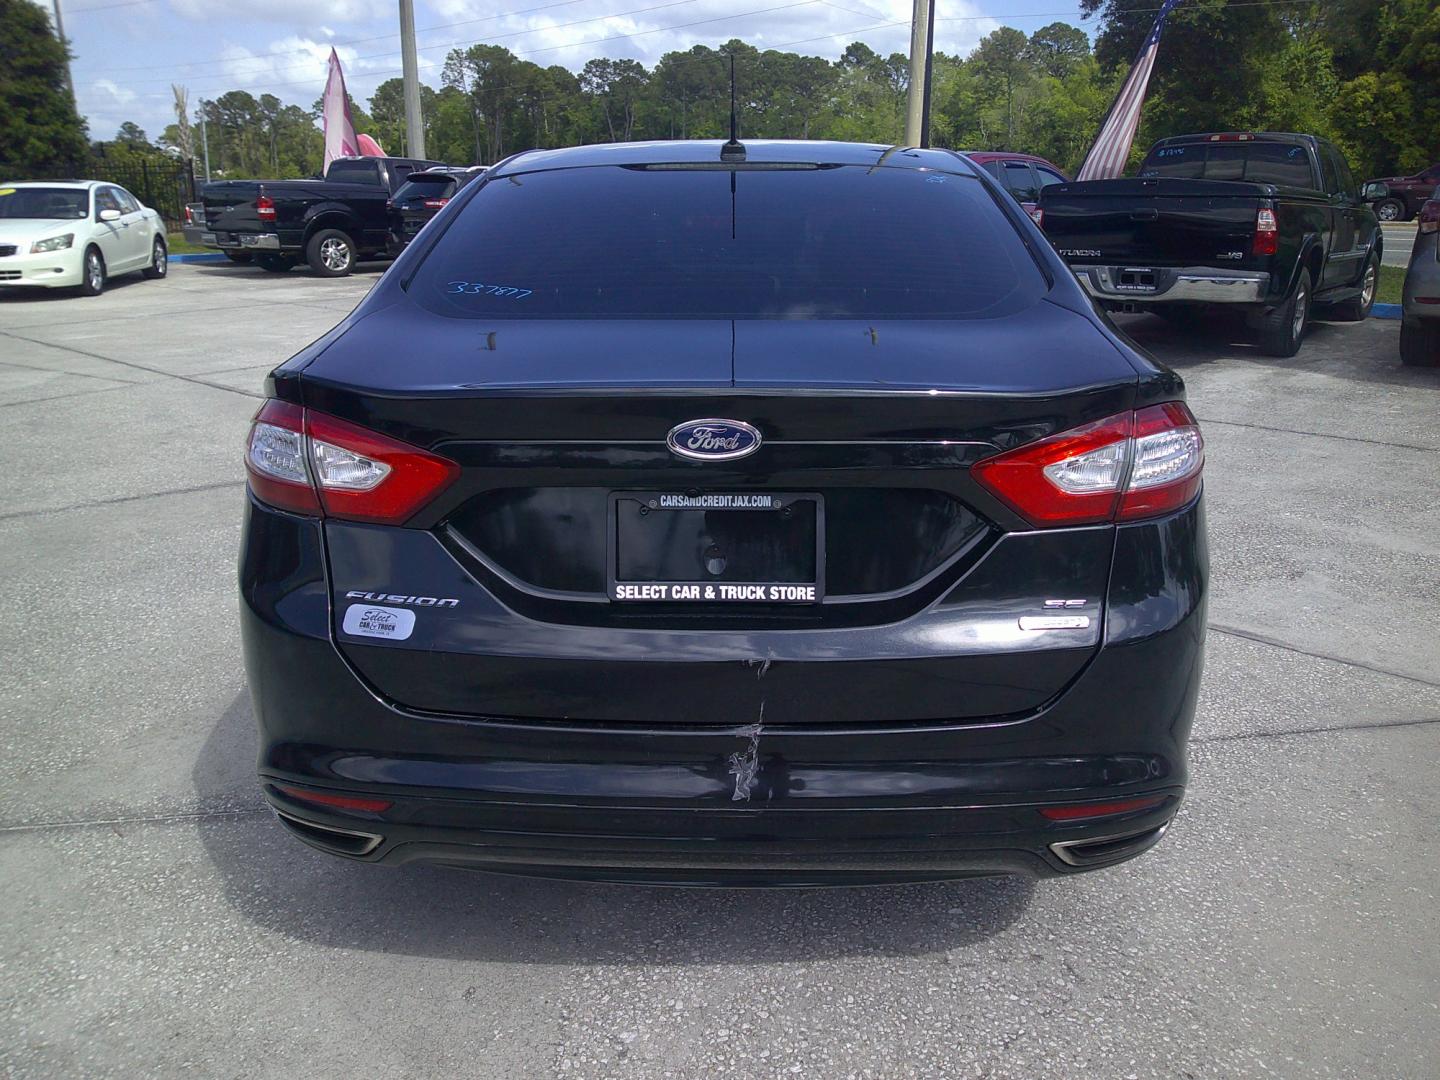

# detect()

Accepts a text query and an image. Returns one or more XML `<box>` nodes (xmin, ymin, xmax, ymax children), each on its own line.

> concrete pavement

<box><xmin>1</xmin><ymin>264</ymin><xmax>1436</xmax><ymax>1078</ymax></box>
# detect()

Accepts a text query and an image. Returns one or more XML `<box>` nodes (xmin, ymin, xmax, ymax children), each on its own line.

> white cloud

<box><xmin>169</xmin><ymin>0</ymin><xmax>391</xmax><ymax>25</ymax></box>
<box><xmin>92</xmin><ymin>78</ymin><xmax>138</xmax><ymax>107</ymax></box>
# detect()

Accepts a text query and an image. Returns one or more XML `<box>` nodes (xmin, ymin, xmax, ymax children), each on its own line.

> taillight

<box><xmin>1027</xmin><ymin>206</ymin><xmax>1044</xmax><ymax>227</ymax></box>
<box><xmin>422</xmin><ymin>197</ymin><xmax>449</xmax><ymax>209</ymax></box>
<box><xmin>1253</xmin><ymin>207</ymin><xmax>1278</xmax><ymax>256</ymax></box>
<box><xmin>1419</xmin><ymin>200</ymin><xmax>1440</xmax><ymax>235</ymax></box>
<box><xmin>971</xmin><ymin>402</ymin><xmax>1203</xmax><ymax>527</ymax></box>
<box><xmin>256</xmin><ymin>190</ymin><xmax>276</xmax><ymax>221</ymax></box>
<box><xmin>244</xmin><ymin>399</ymin><xmax>460</xmax><ymax>524</ymax></box>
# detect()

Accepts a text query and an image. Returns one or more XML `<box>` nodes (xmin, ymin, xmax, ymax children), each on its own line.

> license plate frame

<box><xmin>607</xmin><ymin>491</ymin><xmax>825</xmax><ymax>604</ymax></box>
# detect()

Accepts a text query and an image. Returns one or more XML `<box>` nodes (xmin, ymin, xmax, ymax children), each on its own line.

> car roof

<box><xmin>1151</xmin><ymin>132</ymin><xmax>1317</xmax><ymax>147</ymax></box>
<box><xmin>490</xmin><ymin>140</ymin><xmax>979</xmax><ymax>178</ymax></box>
<box><xmin>0</xmin><ymin>180</ymin><xmax>104</xmax><ymax>190</ymax></box>
<box><xmin>962</xmin><ymin>151</ymin><xmax>1058</xmax><ymax>166</ymax></box>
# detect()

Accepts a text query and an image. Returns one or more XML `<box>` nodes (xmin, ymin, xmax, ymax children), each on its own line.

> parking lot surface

<box><xmin>2</xmin><ymin>264</ymin><xmax>1437</xmax><ymax>1078</ymax></box>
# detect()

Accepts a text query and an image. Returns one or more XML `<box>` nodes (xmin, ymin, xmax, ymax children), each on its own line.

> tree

<box><xmin>1027</xmin><ymin>23</ymin><xmax>1091</xmax><ymax>79</ymax></box>
<box><xmin>971</xmin><ymin>27</ymin><xmax>1032</xmax><ymax>150</ymax></box>
<box><xmin>0</xmin><ymin>0</ymin><xmax>89</xmax><ymax>172</ymax></box>
<box><xmin>115</xmin><ymin>121</ymin><xmax>150</xmax><ymax>147</ymax></box>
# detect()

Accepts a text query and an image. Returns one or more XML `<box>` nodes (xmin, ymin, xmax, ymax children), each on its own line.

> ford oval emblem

<box><xmin>666</xmin><ymin>419</ymin><xmax>762</xmax><ymax>462</ymax></box>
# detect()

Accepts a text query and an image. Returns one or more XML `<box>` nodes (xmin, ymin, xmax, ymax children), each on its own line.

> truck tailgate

<box><xmin>1041</xmin><ymin>178</ymin><xmax>1264</xmax><ymax>266</ymax></box>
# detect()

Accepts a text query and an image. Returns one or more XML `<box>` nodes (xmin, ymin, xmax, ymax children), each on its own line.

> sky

<box><xmin>34</xmin><ymin>0</ymin><xmax>1101</xmax><ymax>143</ymax></box>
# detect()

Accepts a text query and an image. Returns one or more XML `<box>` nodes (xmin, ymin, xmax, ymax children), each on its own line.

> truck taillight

<box><xmin>972</xmin><ymin>403</ymin><xmax>1204</xmax><ymax>527</ymax></box>
<box><xmin>256</xmin><ymin>191</ymin><xmax>277</xmax><ymax>222</ymax></box>
<box><xmin>1419</xmin><ymin>200</ymin><xmax>1440</xmax><ymax>236</ymax></box>
<box><xmin>244</xmin><ymin>400</ymin><xmax>460</xmax><ymax>524</ymax></box>
<box><xmin>1253</xmin><ymin>207</ymin><xmax>1278</xmax><ymax>256</ymax></box>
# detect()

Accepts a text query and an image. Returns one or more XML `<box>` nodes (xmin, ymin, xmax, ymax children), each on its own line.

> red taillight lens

<box><xmin>972</xmin><ymin>402</ymin><xmax>1203</xmax><ymax>527</ymax></box>
<box><xmin>244</xmin><ymin>400</ymin><xmax>460</xmax><ymax>524</ymax></box>
<box><xmin>1419</xmin><ymin>200</ymin><xmax>1440</xmax><ymax>235</ymax></box>
<box><xmin>245</xmin><ymin>399</ymin><xmax>320</xmax><ymax>515</ymax></box>
<box><xmin>1027</xmin><ymin>206</ymin><xmax>1044</xmax><ymax>227</ymax></box>
<box><xmin>275</xmin><ymin>784</ymin><xmax>393</xmax><ymax>813</ymax></box>
<box><xmin>256</xmin><ymin>191</ymin><xmax>276</xmax><ymax>221</ymax></box>
<box><xmin>1253</xmin><ymin>207</ymin><xmax>1278</xmax><ymax>256</ymax></box>
<box><xmin>1039</xmin><ymin>794</ymin><xmax>1168</xmax><ymax>821</ymax></box>
<box><xmin>421</xmin><ymin>197</ymin><xmax>449</xmax><ymax>209</ymax></box>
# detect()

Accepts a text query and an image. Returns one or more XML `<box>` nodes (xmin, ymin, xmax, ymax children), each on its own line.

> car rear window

<box><xmin>394</xmin><ymin>177</ymin><xmax>458</xmax><ymax>202</ymax></box>
<box><xmin>1140</xmin><ymin>142</ymin><xmax>1316</xmax><ymax>188</ymax></box>
<box><xmin>325</xmin><ymin>160</ymin><xmax>383</xmax><ymax>185</ymax></box>
<box><xmin>409</xmin><ymin>164</ymin><xmax>1046</xmax><ymax>320</ymax></box>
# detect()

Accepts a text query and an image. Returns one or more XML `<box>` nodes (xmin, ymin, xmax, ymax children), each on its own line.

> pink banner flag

<box><xmin>321</xmin><ymin>48</ymin><xmax>359</xmax><ymax>171</ymax></box>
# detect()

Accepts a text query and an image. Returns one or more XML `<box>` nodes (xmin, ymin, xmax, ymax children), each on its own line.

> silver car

<box><xmin>1401</xmin><ymin>198</ymin><xmax>1440</xmax><ymax>366</ymax></box>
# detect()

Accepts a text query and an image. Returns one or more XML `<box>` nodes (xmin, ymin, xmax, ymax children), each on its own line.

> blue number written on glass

<box><xmin>446</xmin><ymin>281</ymin><xmax>533</xmax><ymax>300</ymax></box>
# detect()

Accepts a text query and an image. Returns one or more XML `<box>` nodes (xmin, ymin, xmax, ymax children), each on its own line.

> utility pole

<box><xmin>399</xmin><ymin>0</ymin><xmax>425</xmax><ymax>159</ymax></box>
<box><xmin>904</xmin><ymin>0</ymin><xmax>935</xmax><ymax>148</ymax></box>
<box><xmin>51</xmin><ymin>0</ymin><xmax>76</xmax><ymax>106</ymax></box>
<box><xmin>200</xmin><ymin>109</ymin><xmax>211</xmax><ymax>182</ymax></box>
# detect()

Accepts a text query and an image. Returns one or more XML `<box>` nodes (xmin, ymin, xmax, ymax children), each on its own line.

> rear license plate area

<box><xmin>609</xmin><ymin>492</ymin><xmax>824</xmax><ymax>603</ymax></box>
<box><xmin>1117</xmin><ymin>267</ymin><xmax>1158</xmax><ymax>292</ymax></box>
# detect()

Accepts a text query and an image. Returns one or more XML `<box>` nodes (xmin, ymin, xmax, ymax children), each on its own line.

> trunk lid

<box><xmin>303</xmin><ymin>304</ymin><xmax>1137</xmax><ymax>725</ymax></box>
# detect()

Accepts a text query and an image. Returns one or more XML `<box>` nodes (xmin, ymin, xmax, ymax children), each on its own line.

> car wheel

<box><xmin>1257</xmin><ymin>268</ymin><xmax>1312</xmax><ymax>357</ymax></box>
<box><xmin>1399</xmin><ymin>318</ymin><xmax>1440</xmax><ymax>367</ymax></box>
<box><xmin>306</xmin><ymin>229</ymin><xmax>355</xmax><ymax>277</ymax></box>
<box><xmin>1327</xmin><ymin>251</ymin><xmax>1378</xmax><ymax>321</ymax></box>
<box><xmin>224</xmin><ymin>251</ymin><xmax>253</xmax><ymax>265</ymax></box>
<box><xmin>255</xmin><ymin>254</ymin><xmax>295</xmax><ymax>273</ymax></box>
<box><xmin>77</xmin><ymin>247</ymin><xmax>105</xmax><ymax>297</ymax></box>
<box><xmin>1374</xmin><ymin>198</ymin><xmax>1405</xmax><ymax>222</ymax></box>
<box><xmin>142</xmin><ymin>237</ymin><xmax>168</xmax><ymax>279</ymax></box>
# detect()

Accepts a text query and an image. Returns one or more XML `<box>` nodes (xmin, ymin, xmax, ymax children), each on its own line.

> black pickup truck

<box><xmin>184</xmin><ymin>155</ymin><xmax>443</xmax><ymax>276</ymax></box>
<box><xmin>1040</xmin><ymin>133</ymin><xmax>1385</xmax><ymax>356</ymax></box>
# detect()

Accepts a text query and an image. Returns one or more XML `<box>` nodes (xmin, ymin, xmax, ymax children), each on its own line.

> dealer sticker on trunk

<box><xmin>342</xmin><ymin>603</ymin><xmax>416</xmax><ymax>641</ymax></box>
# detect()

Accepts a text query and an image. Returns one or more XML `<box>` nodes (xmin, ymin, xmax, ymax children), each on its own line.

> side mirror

<box><xmin>99</xmin><ymin>208</ymin><xmax>122</xmax><ymax>222</ymax></box>
<box><xmin>1361</xmin><ymin>182</ymin><xmax>1389</xmax><ymax>201</ymax></box>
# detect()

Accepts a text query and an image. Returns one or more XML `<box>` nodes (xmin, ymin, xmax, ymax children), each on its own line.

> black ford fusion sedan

<box><xmin>240</xmin><ymin>139</ymin><xmax>1206</xmax><ymax>886</ymax></box>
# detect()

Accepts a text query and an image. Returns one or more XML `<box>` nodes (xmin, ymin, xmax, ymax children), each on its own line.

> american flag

<box><xmin>1076</xmin><ymin>0</ymin><xmax>1185</xmax><ymax>181</ymax></box>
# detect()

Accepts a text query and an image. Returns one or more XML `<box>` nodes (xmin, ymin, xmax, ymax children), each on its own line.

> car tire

<box><xmin>1373</xmin><ymin>198</ymin><xmax>1406</xmax><ymax>223</ymax></box>
<box><xmin>142</xmin><ymin>237</ymin><xmax>167</xmax><ymax>279</ymax></box>
<box><xmin>255</xmin><ymin>254</ymin><xmax>295</xmax><ymax>273</ymax></box>
<box><xmin>1256</xmin><ymin>268</ymin><xmax>1313</xmax><ymax>357</ymax></box>
<box><xmin>77</xmin><ymin>246</ymin><xmax>105</xmax><ymax>297</ymax></box>
<box><xmin>1399</xmin><ymin>318</ymin><xmax>1440</xmax><ymax>367</ymax></box>
<box><xmin>306</xmin><ymin>228</ymin><xmax>355</xmax><ymax>277</ymax></box>
<box><xmin>224</xmin><ymin>251</ymin><xmax>253</xmax><ymax>265</ymax></box>
<box><xmin>1327</xmin><ymin>251</ymin><xmax>1378</xmax><ymax>322</ymax></box>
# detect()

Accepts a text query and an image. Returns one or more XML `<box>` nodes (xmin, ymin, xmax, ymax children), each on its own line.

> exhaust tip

<box><xmin>274</xmin><ymin>810</ymin><xmax>384</xmax><ymax>857</ymax></box>
<box><xmin>1049</xmin><ymin>822</ymin><xmax>1168</xmax><ymax>868</ymax></box>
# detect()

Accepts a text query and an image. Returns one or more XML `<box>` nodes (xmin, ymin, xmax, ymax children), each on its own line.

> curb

<box><xmin>169</xmin><ymin>253</ymin><xmax>228</xmax><ymax>263</ymax></box>
<box><xmin>1372</xmin><ymin>303</ymin><xmax>1403</xmax><ymax>320</ymax></box>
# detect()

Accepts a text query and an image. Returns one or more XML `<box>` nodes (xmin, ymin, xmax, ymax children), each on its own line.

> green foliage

<box><xmin>0</xmin><ymin>0</ymin><xmax>89</xmax><ymax>173</ymax></box>
<box><xmin>128</xmin><ymin>3</ymin><xmax>1432</xmax><ymax>185</ymax></box>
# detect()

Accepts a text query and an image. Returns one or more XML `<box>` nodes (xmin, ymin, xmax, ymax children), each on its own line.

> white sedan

<box><xmin>0</xmin><ymin>180</ymin><xmax>167</xmax><ymax>296</ymax></box>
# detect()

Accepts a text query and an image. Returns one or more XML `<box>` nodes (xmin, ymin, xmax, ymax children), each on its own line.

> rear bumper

<box><xmin>1074</xmin><ymin>265</ymin><xmax>1269</xmax><ymax>304</ymax></box>
<box><xmin>240</xmin><ymin>495</ymin><xmax>1207</xmax><ymax>884</ymax></box>
<box><xmin>204</xmin><ymin>231</ymin><xmax>283</xmax><ymax>251</ymax></box>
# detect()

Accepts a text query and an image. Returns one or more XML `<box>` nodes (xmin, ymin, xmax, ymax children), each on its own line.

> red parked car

<box><xmin>1367</xmin><ymin>163</ymin><xmax>1440</xmax><ymax>222</ymax></box>
<box><xmin>963</xmin><ymin>152</ymin><xmax>1070</xmax><ymax>224</ymax></box>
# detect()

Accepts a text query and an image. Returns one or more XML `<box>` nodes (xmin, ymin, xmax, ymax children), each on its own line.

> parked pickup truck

<box><xmin>1040</xmin><ymin>132</ymin><xmax>1385</xmax><ymax>356</ymax></box>
<box><xmin>183</xmin><ymin>155</ymin><xmax>443</xmax><ymax>276</ymax></box>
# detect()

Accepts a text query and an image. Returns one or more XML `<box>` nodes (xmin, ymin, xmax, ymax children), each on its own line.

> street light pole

<box><xmin>904</xmin><ymin>0</ymin><xmax>935</xmax><ymax>148</ymax></box>
<box><xmin>399</xmin><ymin>0</ymin><xmax>425</xmax><ymax>159</ymax></box>
<box><xmin>51</xmin><ymin>0</ymin><xmax>76</xmax><ymax>106</ymax></box>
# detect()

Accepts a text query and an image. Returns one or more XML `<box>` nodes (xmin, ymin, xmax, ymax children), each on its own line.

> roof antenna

<box><xmin>721</xmin><ymin>53</ymin><xmax>745</xmax><ymax>162</ymax></box>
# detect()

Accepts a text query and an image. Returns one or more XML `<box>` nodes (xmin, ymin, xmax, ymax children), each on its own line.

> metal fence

<box><xmin>0</xmin><ymin>154</ymin><xmax>197</xmax><ymax>229</ymax></box>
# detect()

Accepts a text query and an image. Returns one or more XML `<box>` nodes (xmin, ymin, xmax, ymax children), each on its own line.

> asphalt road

<box><xmin>1</xmin><ymin>264</ymin><xmax>1437</xmax><ymax>1079</ymax></box>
